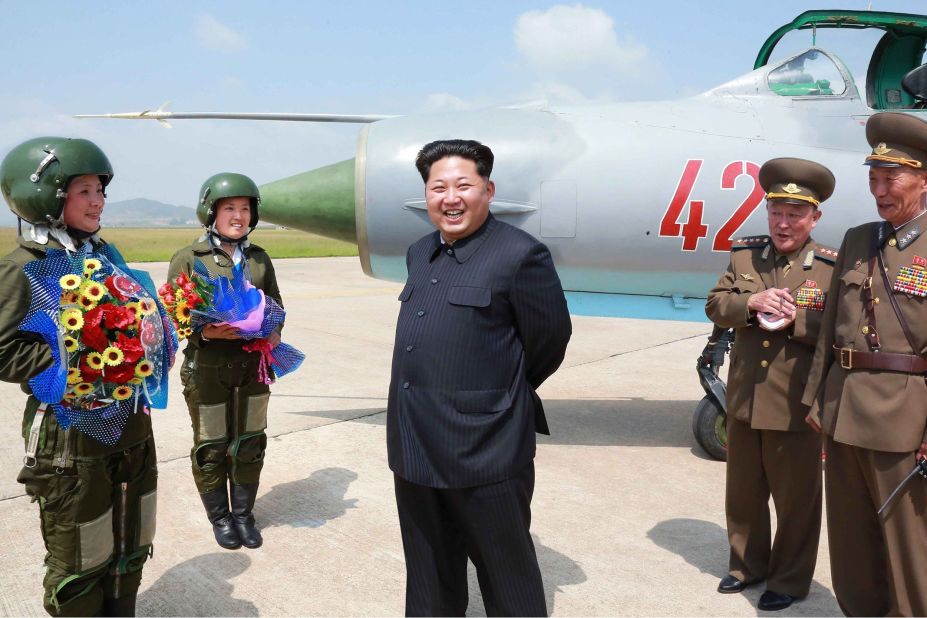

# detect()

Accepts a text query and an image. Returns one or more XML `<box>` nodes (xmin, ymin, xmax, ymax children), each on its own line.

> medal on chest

<box><xmin>893</xmin><ymin>255</ymin><xmax>927</xmax><ymax>298</ymax></box>
<box><xmin>795</xmin><ymin>280</ymin><xmax>825</xmax><ymax>311</ymax></box>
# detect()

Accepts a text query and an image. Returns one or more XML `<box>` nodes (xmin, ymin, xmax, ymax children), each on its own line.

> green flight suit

<box><xmin>2</xmin><ymin>236</ymin><xmax>158</xmax><ymax>616</ymax></box>
<box><xmin>167</xmin><ymin>236</ymin><xmax>282</xmax><ymax>493</ymax></box>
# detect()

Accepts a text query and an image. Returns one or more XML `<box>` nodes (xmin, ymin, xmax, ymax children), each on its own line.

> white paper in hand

<box><xmin>758</xmin><ymin>312</ymin><xmax>787</xmax><ymax>331</ymax></box>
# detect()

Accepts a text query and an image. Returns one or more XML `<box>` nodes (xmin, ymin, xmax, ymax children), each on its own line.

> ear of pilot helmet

<box><xmin>197</xmin><ymin>173</ymin><xmax>261</xmax><ymax>230</ymax></box>
<box><xmin>0</xmin><ymin>137</ymin><xmax>113</xmax><ymax>225</ymax></box>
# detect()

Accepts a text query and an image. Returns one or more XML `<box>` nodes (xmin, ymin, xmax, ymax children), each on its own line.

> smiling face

<box><xmin>424</xmin><ymin>156</ymin><xmax>494</xmax><ymax>244</ymax></box>
<box><xmin>766</xmin><ymin>200</ymin><xmax>821</xmax><ymax>254</ymax></box>
<box><xmin>868</xmin><ymin>166</ymin><xmax>927</xmax><ymax>227</ymax></box>
<box><xmin>213</xmin><ymin>196</ymin><xmax>252</xmax><ymax>239</ymax></box>
<box><xmin>62</xmin><ymin>174</ymin><xmax>105</xmax><ymax>233</ymax></box>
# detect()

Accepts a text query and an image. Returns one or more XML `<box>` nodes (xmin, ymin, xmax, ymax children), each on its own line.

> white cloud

<box><xmin>422</xmin><ymin>93</ymin><xmax>472</xmax><ymax>112</ymax></box>
<box><xmin>195</xmin><ymin>13</ymin><xmax>247</xmax><ymax>53</ymax></box>
<box><xmin>514</xmin><ymin>5</ymin><xmax>649</xmax><ymax>76</ymax></box>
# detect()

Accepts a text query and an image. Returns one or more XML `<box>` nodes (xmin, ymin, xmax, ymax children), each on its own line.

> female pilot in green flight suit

<box><xmin>168</xmin><ymin>173</ymin><xmax>283</xmax><ymax>551</ymax></box>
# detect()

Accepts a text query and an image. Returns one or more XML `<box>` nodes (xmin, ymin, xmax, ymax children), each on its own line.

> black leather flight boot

<box><xmin>230</xmin><ymin>483</ymin><xmax>263</xmax><ymax>548</ymax></box>
<box><xmin>199</xmin><ymin>487</ymin><xmax>241</xmax><ymax>550</ymax></box>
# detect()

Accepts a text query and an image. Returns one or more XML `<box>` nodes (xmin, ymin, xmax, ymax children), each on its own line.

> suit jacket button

<box><xmin>406</xmin><ymin>345</ymin><xmax>414</xmax><ymax>352</ymax></box>
<box><xmin>402</xmin><ymin>381</ymin><xmax>410</xmax><ymax>389</ymax></box>
<box><xmin>417</xmin><ymin>310</ymin><xmax>425</xmax><ymax>317</ymax></box>
<box><xmin>447</xmin><ymin>248</ymin><xmax>454</xmax><ymax>255</ymax></box>
<box><xmin>760</xmin><ymin>360</ymin><xmax>769</xmax><ymax>368</ymax></box>
<box><xmin>762</xmin><ymin>340</ymin><xmax>770</xmax><ymax>348</ymax></box>
<box><xmin>430</xmin><ymin>278</ymin><xmax>438</xmax><ymax>284</ymax></box>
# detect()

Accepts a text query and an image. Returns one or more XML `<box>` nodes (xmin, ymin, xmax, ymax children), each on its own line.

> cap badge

<box><xmin>873</xmin><ymin>142</ymin><xmax>891</xmax><ymax>156</ymax></box>
<box><xmin>783</xmin><ymin>183</ymin><xmax>801</xmax><ymax>194</ymax></box>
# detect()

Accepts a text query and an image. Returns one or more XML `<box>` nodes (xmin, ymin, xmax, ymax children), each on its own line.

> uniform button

<box><xmin>874</xmin><ymin>297</ymin><xmax>880</xmax><ymax>304</ymax></box>
<box><xmin>762</xmin><ymin>340</ymin><xmax>770</xmax><ymax>348</ymax></box>
<box><xmin>889</xmin><ymin>238</ymin><xmax>897</xmax><ymax>247</ymax></box>
<box><xmin>862</xmin><ymin>326</ymin><xmax>869</xmax><ymax>334</ymax></box>
<box><xmin>226</xmin><ymin>363</ymin><xmax>233</xmax><ymax>369</ymax></box>
<box><xmin>406</xmin><ymin>345</ymin><xmax>414</xmax><ymax>352</ymax></box>
<box><xmin>760</xmin><ymin>360</ymin><xmax>769</xmax><ymax>368</ymax></box>
<box><xmin>402</xmin><ymin>381</ymin><xmax>410</xmax><ymax>389</ymax></box>
<box><xmin>430</xmin><ymin>278</ymin><xmax>438</xmax><ymax>284</ymax></box>
<box><xmin>417</xmin><ymin>310</ymin><xmax>425</xmax><ymax>317</ymax></box>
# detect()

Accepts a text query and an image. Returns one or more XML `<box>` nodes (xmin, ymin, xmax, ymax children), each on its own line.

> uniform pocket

<box><xmin>733</xmin><ymin>280</ymin><xmax>759</xmax><ymax>294</ymax></box>
<box><xmin>842</xmin><ymin>269</ymin><xmax>867</xmax><ymax>287</ymax></box>
<box><xmin>448</xmin><ymin>286</ymin><xmax>491</xmax><ymax>307</ymax></box>
<box><xmin>197</xmin><ymin>402</ymin><xmax>229</xmax><ymax>441</ymax></box>
<box><xmin>78</xmin><ymin>508</ymin><xmax>114</xmax><ymax>571</ymax></box>
<box><xmin>398</xmin><ymin>283</ymin><xmax>414</xmax><ymax>302</ymax></box>
<box><xmin>455</xmin><ymin>388</ymin><xmax>512</xmax><ymax>414</ymax></box>
<box><xmin>244</xmin><ymin>392</ymin><xmax>270</xmax><ymax>433</ymax></box>
<box><xmin>137</xmin><ymin>489</ymin><xmax>157</xmax><ymax>548</ymax></box>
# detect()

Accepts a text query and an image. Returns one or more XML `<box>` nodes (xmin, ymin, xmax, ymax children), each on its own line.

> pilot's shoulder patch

<box><xmin>814</xmin><ymin>245</ymin><xmax>839</xmax><ymax>264</ymax></box>
<box><xmin>731</xmin><ymin>235</ymin><xmax>771</xmax><ymax>251</ymax></box>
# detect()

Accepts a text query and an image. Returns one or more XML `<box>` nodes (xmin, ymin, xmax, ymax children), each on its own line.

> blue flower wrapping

<box><xmin>189</xmin><ymin>258</ymin><xmax>285</xmax><ymax>338</ymax></box>
<box><xmin>18</xmin><ymin>244</ymin><xmax>178</xmax><ymax>445</ymax></box>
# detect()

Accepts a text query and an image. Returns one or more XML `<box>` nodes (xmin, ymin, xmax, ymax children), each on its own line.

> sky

<box><xmin>2</xmin><ymin>0</ymin><xmax>926</xmax><ymax>207</ymax></box>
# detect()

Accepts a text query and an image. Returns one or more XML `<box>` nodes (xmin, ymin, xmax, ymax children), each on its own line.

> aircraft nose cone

<box><xmin>258</xmin><ymin>158</ymin><xmax>356</xmax><ymax>242</ymax></box>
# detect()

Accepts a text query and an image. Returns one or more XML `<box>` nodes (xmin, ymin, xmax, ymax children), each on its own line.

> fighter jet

<box><xmin>79</xmin><ymin>9</ymin><xmax>927</xmax><ymax>320</ymax></box>
<box><xmin>79</xmin><ymin>9</ymin><xmax>927</xmax><ymax>459</ymax></box>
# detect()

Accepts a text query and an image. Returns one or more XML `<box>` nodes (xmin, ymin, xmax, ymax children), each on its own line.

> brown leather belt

<box><xmin>835</xmin><ymin>346</ymin><xmax>927</xmax><ymax>373</ymax></box>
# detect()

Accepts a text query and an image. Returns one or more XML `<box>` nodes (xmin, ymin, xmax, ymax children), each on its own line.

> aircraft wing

<box><xmin>75</xmin><ymin>107</ymin><xmax>395</xmax><ymax>126</ymax></box>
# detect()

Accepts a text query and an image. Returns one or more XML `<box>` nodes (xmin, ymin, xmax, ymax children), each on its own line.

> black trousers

<box><xmin>394</xmin><ymin>463</ymin><xmax>546</xmax><ymax>617</ymax></box>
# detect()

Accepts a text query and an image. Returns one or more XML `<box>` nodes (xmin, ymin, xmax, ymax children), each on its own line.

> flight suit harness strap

<box><xmin>23</xmin><ymin>402</ymin><xmax>48</xmax><ymax>468</ymax></box>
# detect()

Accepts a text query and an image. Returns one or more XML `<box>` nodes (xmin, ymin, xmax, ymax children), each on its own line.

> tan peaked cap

<box><xmin>865</xmin><ymin>112</ymin><xmax>927</xmax><ymax>169</ymax></box>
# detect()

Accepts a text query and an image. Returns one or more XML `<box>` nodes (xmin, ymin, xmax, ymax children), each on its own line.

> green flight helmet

<box><xmin>0</xmin><ymin>137</ymin><xmax>113</xmax><ymax>224</ymax></box>
<box><xmin>197</xmin><ymin>172</ymin><xmax>261</xmax><ymax>229</ymax></box>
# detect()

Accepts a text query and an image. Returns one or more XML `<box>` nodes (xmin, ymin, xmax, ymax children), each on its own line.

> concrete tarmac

<box><xmin>0</xmin><ymin>257</ymin><xmax>840</xmax><ymax>616</ymax></box>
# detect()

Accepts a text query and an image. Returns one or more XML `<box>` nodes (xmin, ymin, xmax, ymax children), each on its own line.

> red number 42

<box><xmin>659</xmin><ymin>159</ymin><xmax>765</xmax><ymax>252</ymax></box>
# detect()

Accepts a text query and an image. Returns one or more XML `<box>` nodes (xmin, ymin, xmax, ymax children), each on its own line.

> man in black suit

<box><xmin>388</xmin><ymin>139</ymin><xmax>572</xmax><ymax>617</ymax></box>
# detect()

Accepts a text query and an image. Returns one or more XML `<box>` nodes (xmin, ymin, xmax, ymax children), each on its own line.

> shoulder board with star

<box><xmin>731</xmin><ymin>235</ymin><xmax>770</xmax><ymax>251</ymax></box>
<box><xmin>814</xmin><ymin>245</ymin><xmax>839</xmax><ymax>264</ymax></box>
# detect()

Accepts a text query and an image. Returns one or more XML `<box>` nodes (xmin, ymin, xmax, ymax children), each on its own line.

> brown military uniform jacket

<box><xmin>803</xmin><ymin>216</ymin><xmax>927</xmax><ymax>452</ymax></box>
<box><xmin>706</xmin><ymin>236</ymin><xmax>837</xmax><ymax>431</ymax></box>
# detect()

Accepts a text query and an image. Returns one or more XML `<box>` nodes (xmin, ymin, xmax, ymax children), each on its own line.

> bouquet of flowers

<box><xmin>159</xmin><ymin>259</ymin><xmax>304</xmax><ymax>383</ymax></box>
<box><xmin>20</xmin><ymin>245</ymin><xmax>177</xmax><ymax>445</ymax></box>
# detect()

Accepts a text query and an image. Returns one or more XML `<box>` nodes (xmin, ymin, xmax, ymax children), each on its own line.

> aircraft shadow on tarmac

<box><xmin>463</xmin><ymin>534</ymin><xmax>587</xmax><ymax>617</ymax></box>
<box><xmin>137</xmin><ymin>552</ymin><xmax>257</xmax><ymax>616</ymax></box>
<box><xmin>256</xmin><ymin>467</ymin><xmax>359</xmax><ymax>529</ymax></box>
<box><xmin>647</xmin><ymin>518</ymin><xmax>840</xmax><ymax>617</ymax></box>
<box><xmin>281</xmin><ymin>399</ymin><xmax>718</xmax><ymax>458</ymax></box>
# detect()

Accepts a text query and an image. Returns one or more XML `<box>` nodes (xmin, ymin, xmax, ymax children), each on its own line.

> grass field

<box><xmin>0</xmin><ymin>227</ymin><xmax>358</xmax><ymax>262</ymax></box>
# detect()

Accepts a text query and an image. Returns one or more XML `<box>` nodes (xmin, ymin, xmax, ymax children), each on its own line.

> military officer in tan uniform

<box><xmin>803</xmin><ymin>112</ymin><xmax>927</xmax><ymax>617</ymax></box>
<box><xmin>706</xmin><ymin>157</ymin><xmax>837</xmax><ymax>612</ymax></box>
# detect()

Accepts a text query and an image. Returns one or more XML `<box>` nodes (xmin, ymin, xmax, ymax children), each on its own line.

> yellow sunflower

<box><xmin>174</xmin><ymin>301</ymin><xmax>191</xmax><ymax>325</ymax></box>
<box><xmin>59</xmin><ymin>274</ymin><xmax>82</xmax><ymax>290</ymax></box>
<box><xmin>129</xmin><ymin>377</ymin><xmax>143</xmax><ymax>385</ymax></box>
<box><xmin>180</xmin><ymin>327</ymin><xmax>194</xmax><ymax>339</ymax></box>
<box><xmin>64</xmin><ymin>336</ymin><xmax>78</xmax><ymax>353</ymax></box>
<box><xmin>85</xmin><ymin>352</ymin><xmax>105</xmax><ymax>370</ymax></box>
<box><xmin>112</xmin><ymin>385</ymin><xmax>133</xmax><ymax>401</ymax></box>
<box><xmin>74</xmin><ymin>382</ymin><xmax>94</xmax><ymax>396</ymax></box>
<box><xmin>60</xmin><ymin>291</ymin><xmax>79</xmax><ymax>305</ymax></box>
<box><xmin>66</xmin><ymin>368</ymin><xmax>82</xmax><ymax>385</ymax></box>
<box><xmin>83</xmin><ymin>258</ymin><xmax>102</xmax><ymax>275</ymax></box>
<box><xmin>134</xmin><ymin>359</ymin><xmax>154</xmax><ymax>378</ymax></box>
<box><xmin>78</xmin><ymin>295</ymin><xmax>97</xmax><ymax>311</ymax></box>
<box><xmin>60</xmin><ymin>309</ymin><xmax>84</xmax><ymax>331</ymax></box>
<box><xmin>80</xmin><ymin>281</ymin><xmax>107</xmax><ymax>302</ymax></box>
<box><xmin>102</xmin><ymin>346</ymin><xmax>124</xmax><ymax>366</ymax></box>
<box><xmin>137</xmin><ymin>298</ymin><xmax>157</xmax><ymax>316</ymax></box>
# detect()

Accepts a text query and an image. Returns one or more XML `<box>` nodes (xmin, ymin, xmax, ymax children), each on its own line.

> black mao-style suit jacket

<box><xmin>387</xmin><ymin>215</ymin><xmax>572</xmax><ymax>489</ymax></box>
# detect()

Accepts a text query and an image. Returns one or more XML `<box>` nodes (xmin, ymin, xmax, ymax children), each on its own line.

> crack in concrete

<box><xmin>565</xmin><ymin>331</ymin><xmax>711</xmax><ymax>369</ymax></box>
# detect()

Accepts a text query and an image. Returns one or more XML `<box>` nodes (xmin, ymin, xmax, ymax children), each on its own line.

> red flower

<box><xmin>158</xmin><ymin>282</ymin><xmax>173</xmax><ymax>297</ymax></box>
<box><xmin>103</xmin><ymin>305</ymin><xmax>134</xmax><ymax>330</ymax></box>
<box><xmin>185</xmin><ymin>291</ymin><xmax>203</xmax><ymax>307</ymax></box>
<box><xmin>84</xmin><ymin>306</ymin><xmax>104</xmax><ymax>328</ymax></box>
<box><xmin>81</xmin><ymin>325</ymin><xmax>110</xmax><ymax>352</ymax></box>
<box><xmin>104</xmin><ymin>275</ymin><xmax>130</xmax><ymax>302</ymax></box>
<box><xmin>104</xmin><ymin>362</ymin><xmax>136</xmax><ymax>384</ymax></box>
<box><xmin>176</xmin><ymin>271</ymin><xmax>190</xmax><ymax>287</ymax></box>
<box><xmin>78</xmin><ymin>357</ymin><xmax>103</xmax><ymax>382</ymax></box>
<box><xmin>116</xmin><ymin>333</ymin><xmax>144</xmax><ymax>364</ymax></box>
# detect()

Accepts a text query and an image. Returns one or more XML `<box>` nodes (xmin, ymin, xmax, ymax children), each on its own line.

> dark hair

<box><xmin>414</xmin><ymin>139</ymin><xmax>494</xmax><ymax>182</ymax></box>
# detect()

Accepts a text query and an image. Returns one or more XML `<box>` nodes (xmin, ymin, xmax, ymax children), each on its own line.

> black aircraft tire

<box><xmin>693</xmin><ymin>396</ymin><xmax>728</xmax><ymax>461</ymax></box>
